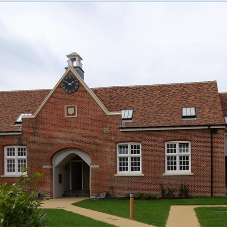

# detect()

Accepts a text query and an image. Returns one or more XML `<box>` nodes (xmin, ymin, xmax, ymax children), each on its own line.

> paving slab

<box><xmin>166</xmin><ymin>205</ymin><xmax>227</xmax><ymax>227</ymax></box>
<box><xmin>166</xmin><ymin>205</ymin><xmax>200</xmax><ymax>227</ymax></box>
<box><xmin>41</xmin><ymin>197</ymin><xmax>155</xmax><ymax>227</ymax></box>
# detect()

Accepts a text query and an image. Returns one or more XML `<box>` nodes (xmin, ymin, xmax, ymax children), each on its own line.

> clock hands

<box><xmin>64</xmin><ymin>80</ymin><xmax>75</xmax><ymax>86</ymax></box>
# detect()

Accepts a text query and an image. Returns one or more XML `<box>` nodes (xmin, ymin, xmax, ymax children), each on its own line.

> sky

<box><xmin>0</xmin><ymin>2</ymin><xmax>227</xmax><ymax>92</ymax></box>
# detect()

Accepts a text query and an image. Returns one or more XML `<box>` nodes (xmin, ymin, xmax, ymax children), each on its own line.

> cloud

<box><xmin>0</xmin><ymin>32</ymin><xmax>63</xmax><ymax>91</ymax></box>
<box><xmin>0</xmin><ymin>2</ymin><xmax>227</xmax><ymax>92</ymax></box>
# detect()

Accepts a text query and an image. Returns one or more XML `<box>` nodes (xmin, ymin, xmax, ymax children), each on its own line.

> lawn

<box><xmin>43</xmin><ymin>209</ymin><xmax>116</xmax><ymax>227</ymax></box>
<box><xmin>195</xmin><ymin>207</ymin><xmax>227</xmax><ymax>227</ymax></box>
<box><xmin>74</xmin><ymin>197</ymin><xmax>227</xmax><ymax>227</ymax></box>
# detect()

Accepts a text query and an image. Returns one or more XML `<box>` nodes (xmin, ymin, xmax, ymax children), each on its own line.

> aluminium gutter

<box><xmin>120</xmin><ymin>125</ymin><xmax>225</xmax><ymax>132</ymax></box>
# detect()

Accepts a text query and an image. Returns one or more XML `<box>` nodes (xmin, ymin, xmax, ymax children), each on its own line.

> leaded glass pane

<box><xmin>131</xmin><ymin>157</ymin><xmax>140</xmax><ymax>171</ymax></box>
<box><xmin>167</xmin><ymin>143</ymin><xmax>176</xmax><ymax>153</ymax></box>
<box><xmin>131</xmin><ymin>144</ymin><xmax>140</xmax><ymax>154</ymax></box>
<box><xmin>167</xmin><ymin>156</ymin><xmax>177</xmax><ymax>171</ymax></box>
<box><xmin>18</xmin><ymin>159</ymin><xmax>26</xmax><ymax>172</ymax></box>
<box><xmin>119</xmin><ymin>157</ymin><xmax>128</xmax><ymax>171</ymax></box>
<box><xmin>7</xmin><ymin>159</ymin><xmax>15</xmax><ymax>172</ymax></box>
<box><xmin>119</xmin><ymin>145</ymin><xmax>128</xmax><ymax>154</ymax></box>
<box><xmin>179</xmin><ymin>156</ymin><xmax>190</xmax><ymax>170</ymax></box>
<box><xmin>179</xmin><ymin>143</ymin><xmax>189</xmax><ymax>153</ymax></box>
<box><xmin>18</xmin><ymin>147</ymin><xmax>26</xmax><ymax>156</ymax></box>
<box><xmin>7</xmin><ymin>147</ymin><xmax>15</xmax><ymax>156</ymax></box>
<box><xmin>191</xmin><ymin>107</ymin><xmax>195</xmax><ymax>116</ymax></box>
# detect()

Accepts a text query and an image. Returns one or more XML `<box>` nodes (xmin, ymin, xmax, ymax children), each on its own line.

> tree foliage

<box><xmin>0</xmin><ymin>168</ymin><xmax>47</xmax><ymax>227</ymax></box>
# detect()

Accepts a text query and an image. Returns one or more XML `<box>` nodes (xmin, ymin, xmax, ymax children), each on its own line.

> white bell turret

<box><xmin>65</xmin><ymin>52</ymin><xmax>84</xmax><ymax>80</ymax></box>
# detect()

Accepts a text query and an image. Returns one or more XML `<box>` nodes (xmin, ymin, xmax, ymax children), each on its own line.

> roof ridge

<box><xmin>91</xmin><ymin>80</ymin><xmax>217</xmax><ymax>90</ymax></box>
<box><xmin>0</xmin><ymin>89</ymin><xmax>51</xmax><ymax>93</ymax></box>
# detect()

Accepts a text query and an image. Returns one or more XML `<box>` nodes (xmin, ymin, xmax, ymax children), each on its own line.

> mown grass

<box><xmin>74</xmin><ymin>197</ymin><xmax>227</xmax><ymax>227</ymax></box>
<box><xmin>195</xmin><ymin>207</ymin><xmax>227</xmax><ymax>227</ymax></box>
<box><xmin>43</xmin><ymin>209</ymin><xmax>116</xmax><ymax>227</ymax></box>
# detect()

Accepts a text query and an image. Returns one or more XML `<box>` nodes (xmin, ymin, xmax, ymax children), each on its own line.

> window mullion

<box><xmin>176</xmin><ymin>142</ymin><xmax>179</xmax><ymax>171</ymax></box>
<box><xmin>128</xmin><ymin>144</ymin><xmax>131</xmax><ymax>172</ymax></box>
<box><xmin>15</xmin><ymin>158</ymin><xmax>18</xmax><ymax>174</ymax></box>
<box><xmin>15</xmin><ymin>147</ymin><xmax>18</xmax><ymax>174</ymax></box>
<box><xmin>189</xmin><ymin>143</ymin><xmax>191</xmax><ymax>172</ymax></box>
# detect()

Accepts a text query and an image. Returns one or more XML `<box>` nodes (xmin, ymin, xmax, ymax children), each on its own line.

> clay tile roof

<box><xmin>219</xmin><ymin>93</ymin><xmax>227</xmax><ymax>117</ymax></box>
<box><xmin>92</xmin><ymin>81</ymin><xmax>225</xmax><ymax>128</ymax></box>
<box><xmin>0</xmin><ymin>81</ymin><xmax>224</xmax><ymax>132</ymax></box>
<box><xmin>0</xmin><ymin>89</ymin><xmax>50</xmax><ymax>132</ymax></box>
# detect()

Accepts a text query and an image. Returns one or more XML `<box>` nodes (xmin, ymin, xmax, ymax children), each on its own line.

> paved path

<box><xmin>40</xmin><ymin>197</ymin><xmax>154</xmax><ymax>227</ymax></box>
<box><xmin>41</xmin><ymin>198</ymin><xmax>227</xmax><ymax>227</ymax></box>
<box><xmin>166</xmin><ymin>205</ymin><xmax>227</xmax><ymax>227</ymax></box>
<box><xmin>166</xmin><ymin>205</ymin><xmax>200</xmax><ymax>227</ymax></box>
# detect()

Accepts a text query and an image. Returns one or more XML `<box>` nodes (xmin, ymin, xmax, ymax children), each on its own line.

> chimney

<box><xmin>65</xmin><ymin>52</ymin><xmax>84</xmax><ymax>80</ymax></box>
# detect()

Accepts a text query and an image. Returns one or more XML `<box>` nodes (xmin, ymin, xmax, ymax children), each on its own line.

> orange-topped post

<box><xmin>130</xmin><ymin>193</ymin><xmax>134</xmax><ymax>218</ymax></box>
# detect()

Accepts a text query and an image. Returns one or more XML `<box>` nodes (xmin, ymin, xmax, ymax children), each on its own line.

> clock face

<box><xmin>62</xmin><ymin>75</ymin><xmax>79</xmax><ymax>93</ymax></box>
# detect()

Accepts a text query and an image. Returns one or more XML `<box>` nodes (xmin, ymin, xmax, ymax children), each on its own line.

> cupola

<box><xmin>65</xmin><ymin>52</ymin><xmax>85</xmax><ymax>80</ymax></box>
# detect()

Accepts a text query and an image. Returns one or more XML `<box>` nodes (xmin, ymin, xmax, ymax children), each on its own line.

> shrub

<box><xmin>0</xmin><ymin>168</ymin><xmax>47</xmax><ymax>227</ymax></box>
<box><xmin>125</xmin><ymin>193</ymin><xmax>130</xmax><ymax>199</ymax></box>
<box><xmin>159</xmin><ymin>183</ymin><xmax>166</xmax><ymax>198</ymax></box>
<box><xmin>152</xmin><ymin>193</ymin><xmax>157</xmax><ymax>199</ymax></box>
<box><xmin>141</xmin><ymin>193</ymin><xmax>152</xmax><ymax>200</ymax></box>
<box><xmin>179</xmin><ymin>184</ymin><xmax>190</xmax><ymax>198</ymax></box>
<box><xmin>184</xmin><ymin>185</ymin><xmax>189</xmax><ymax>198</ymax></box>
<box><xmin>136</xmin><ymin>192</ymin><xmax>144</xmax><ymax>199</ymax></box>
<box><xmin>166</xmin><ymin>184</ymin><xmax>177</xmax><ymax>199</ymax></box>
<box><xmin>133</xmin><ymin>192</ymin><xmax>156</xmax><ymax>200</ymax></box>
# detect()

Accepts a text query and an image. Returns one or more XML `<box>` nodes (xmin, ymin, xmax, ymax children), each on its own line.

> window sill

<box><xmin>1</xmin><ymin>174</ymin><xmax>28</xmax><ymax>178</ymax></box>
<box><xmin>114</xmin><ymin>173</ymin><xmax>144</xmax><ymax>177</ymax></box>
<box><xmin>163</xmin><ymin>172</ymin><xmax>193</xmax><ymax>176</ymax></box>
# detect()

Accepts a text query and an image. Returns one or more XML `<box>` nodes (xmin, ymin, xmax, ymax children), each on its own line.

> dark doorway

<box><xmin>71</xmin><ymin>162</ymin><xmax>82</xmax><ymax>190</ymax></box>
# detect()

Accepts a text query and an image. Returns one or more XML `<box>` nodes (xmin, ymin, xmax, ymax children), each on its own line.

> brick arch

<box><xmin>51</xmin><ymin>143</ymin><xmax>93</xmax><ymax>199</ymax></box>
<box><xmin>46</xmin><ymin>143</ymin><xmax>95</xmax><ymax>165</ymax></box>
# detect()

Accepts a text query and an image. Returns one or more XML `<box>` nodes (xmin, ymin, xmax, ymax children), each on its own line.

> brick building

<box><xmin>1</xmin><ymin>52</ymin><xmax>227</xmax><ymax>198</ymax></box>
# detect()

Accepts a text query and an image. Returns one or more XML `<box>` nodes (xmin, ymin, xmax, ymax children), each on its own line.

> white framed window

<box><xmin>182</xmin><ymin>107</ymin><xmax>196</xmax><ymax>118</ymax></box>
<box><xmin>117</xmin><ymin>143</ymin><xmax>141</xmax><ymax>173</ymax></box>
<box><xmin>165</xmin><ymin>142</ymin><xmax>191</xmax><ymax>173</ymax></box>
<box><xmin>4</xmin><ymin>146</ymin><xmax>27</xmax><ymax>175</ymax></box>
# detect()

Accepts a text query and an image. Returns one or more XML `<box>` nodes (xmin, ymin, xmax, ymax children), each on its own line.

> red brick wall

<box><xmin>90</xmin><ymin>128</ymin><xmax>225</xmax><ymax>197</ymax></box>
<box><xmin>0</xmin><ymin>71</ymin><xmax>225</xmax><ymax>198</ymax></box>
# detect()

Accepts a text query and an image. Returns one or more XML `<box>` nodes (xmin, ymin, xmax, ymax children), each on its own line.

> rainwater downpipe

<box><xmin>209</xmin><ymin>127</ymin><xmax>217</xmax><ymax>197</ymax></box>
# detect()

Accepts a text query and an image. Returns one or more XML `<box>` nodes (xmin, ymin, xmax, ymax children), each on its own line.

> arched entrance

<box><xmin>52</xmin><ymin>148</ymin><xmax>91</xmax><ymax>198</ymax></box>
